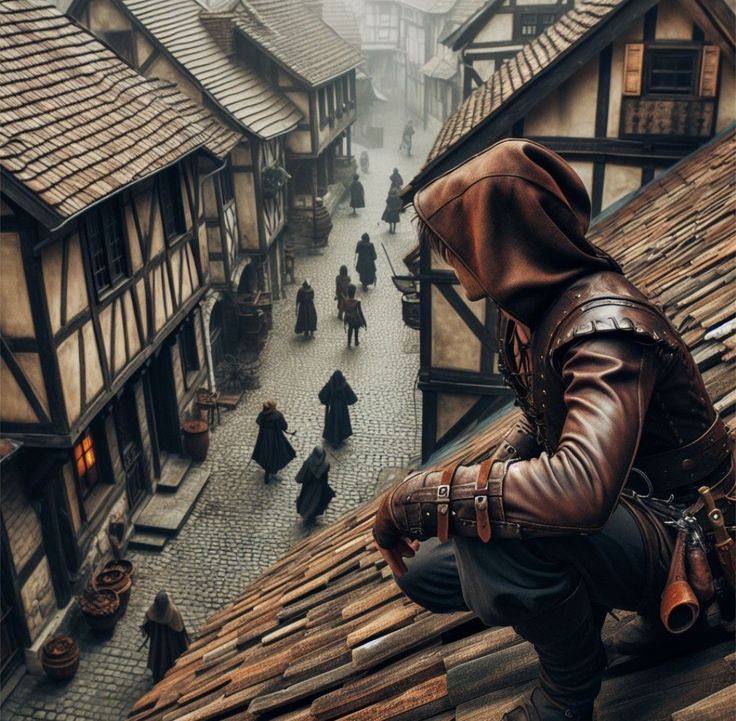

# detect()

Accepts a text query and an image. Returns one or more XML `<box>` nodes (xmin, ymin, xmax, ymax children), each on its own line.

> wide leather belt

<box><xmin>634</xmin><ymin>416</ymin><xmax>731</xmax><ymax>493</ymax></box>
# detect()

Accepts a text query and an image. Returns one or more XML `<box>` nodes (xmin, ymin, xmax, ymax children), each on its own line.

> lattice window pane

<box><xmin>646</xmin><ymin>50</ymin><xmax>697</xmax><ymax>94</ymax></box>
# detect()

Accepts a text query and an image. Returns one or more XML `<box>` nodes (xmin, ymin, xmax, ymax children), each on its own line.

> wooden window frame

<box><xmin>644</xmin><ymin>46</ymin><xmax>699</xmax><ymax>97</ymax></box>
<box><xmin>178</xmin><ymin>319</ymin><xmax>200</xmax><ymax>381</ymax></box>
<box><xmin>514</xmin><ymin>9</ymin><xmax>561</xmax><ymax>40</ymax></box>
<box><xmin>82</xmin><ymin>198</ymin><xmax>130</xmax><ymax>298</ymax></box>
<box><xmin>158</xmin><ymin>166</ymin><xmax>187</xmax><ymax>245</ymax></box>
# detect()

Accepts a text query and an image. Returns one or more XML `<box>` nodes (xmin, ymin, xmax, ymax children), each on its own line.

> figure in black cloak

<box><xmin>295</xmin><ymin>280</ymin><xmax>317</xmax><ymax>338</ymax></box>
<box><xmin>335</xmin><ymin>265</ymin><xmax>351</xmax><ymax>320</ymax></box>
<box><xmin>355</xmin><ymin>233</ymin><xmax>377</xmax><ymax>290</ymax></box>
<box><xmin>295</xmin><ymin>447</ymin><xmax>336</xmax><ymax>525</ymax></box>
<box><xmin>251</xmin><ymin>401</ymin><xmax>296</xmax><ymax>482</ymax></box>
<box><xmin>140</xmin><ymin>591</ymin><xmax>189</xmax><ymax>684</ymax></box>
<box><xmin>319</xmin><ymin>370</ymin><xmax>358</xmax><ymax>447</ymax></box>
<box><xmin>389</xmin><ymin>168</ymin><xmax>403</xmax><ymax>189</ymax></box>
<box><xmin>382</xmin><ymin>187</ymin><xmax>402</xmax><ymax>234</ymax></box>
<box><xmin>342</xmin><ymin>285</ymin><xmax>367</xmax><ymax>348</ymax></box>
<box><xmin>349</xmin><ymin>175</ymin><xmax>365</xmax><ymax>215</ymax></box>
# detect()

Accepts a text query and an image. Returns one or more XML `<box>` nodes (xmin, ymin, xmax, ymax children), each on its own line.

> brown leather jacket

<box><xmin>374</xmin><ymin>140</ymin><xmax>733</xmax><ymax>547</ymax></box>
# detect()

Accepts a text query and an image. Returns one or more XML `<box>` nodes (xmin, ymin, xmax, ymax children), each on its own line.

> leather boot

<box><xmin>502</xmin><ymin>583</ymin><xmax>606</xmax><ymax>721</ymax></box>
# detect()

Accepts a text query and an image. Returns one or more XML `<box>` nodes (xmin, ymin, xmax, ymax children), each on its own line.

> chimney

<box><xmin>200</xmin><ymin>11</ymin><xmax>236</xmax><ymax>54</ymax></box>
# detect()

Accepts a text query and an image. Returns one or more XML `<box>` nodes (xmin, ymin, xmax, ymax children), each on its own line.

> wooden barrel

<box><xmin>80</xmin><ymin>588</ymin><xmax>120</xmax><ymax>634</ymax></box>
<box><xmin>182</xmin><ymin>419</ymin><xmax>209</xmax><ymax>462</ymax></box>
<box><xmin>40</xmin><ymin>635</ymin><xmax>80</xmax><ymax>681</ymax></box>
<box><xmin>93</xmin><ymin>568</ymin><xmax>132</xmax><ymax>615</ymax></box>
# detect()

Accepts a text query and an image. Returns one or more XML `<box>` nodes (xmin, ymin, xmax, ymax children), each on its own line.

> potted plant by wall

<box><xmin>40</xmin><ymin>635</ymin><xmax>80</xmax><ymax>681</ymax></box>
<box><xmin>80</xmin><ymin>587</ymin><xmax>120</xmax><ymax>634</ymax></box>
<box><xmin>182</xmin><ymin>419</ymin><xmax>209</xmax><ymax>462</ymax></box>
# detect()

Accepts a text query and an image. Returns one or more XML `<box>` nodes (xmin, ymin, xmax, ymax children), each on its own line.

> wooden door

<box><xmin>148</xmin><ymin>346</ymin><xmax>182</xmax><ymax>459</ymax></box>
<box><xmin>114</xmin><ymin>387</ymin><xmax>148</xmax><ymax>510</ymax></box>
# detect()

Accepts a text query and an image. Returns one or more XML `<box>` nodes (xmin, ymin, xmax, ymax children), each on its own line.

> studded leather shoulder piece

<box><xmin>541</xmin><ymin>272</ymin><xmax>677</xmax><ymax>372</ymax></box>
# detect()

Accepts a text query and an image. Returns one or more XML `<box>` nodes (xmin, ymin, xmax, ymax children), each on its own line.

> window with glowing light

<box><xmin>74</xmin><ymin>431</ymin><xmax>99</xmax><ymax>498</ymax></box>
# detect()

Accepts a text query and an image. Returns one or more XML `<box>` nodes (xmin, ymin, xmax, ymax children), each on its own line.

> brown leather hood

<box><xmin>414</xmin><ymin>139</ymin><xmax>621</xmax><ymax>326</ymax></box>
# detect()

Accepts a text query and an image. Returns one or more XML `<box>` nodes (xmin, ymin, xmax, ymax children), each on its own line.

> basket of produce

<box><xmin>80</xmin><ymin>588</ymin><xmax>120</xmax><ymax>634</ymax></box>
<box><xmin>93</xmin><ymin>568</ymin><xmax>132</xmax><ymax>615</ymax></box>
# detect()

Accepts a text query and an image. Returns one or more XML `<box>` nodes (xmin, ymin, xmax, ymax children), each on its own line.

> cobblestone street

<box><xmin>3</xmin><ymin>116</ymin><xmax>432</xmax><ymax>721</ymax></box>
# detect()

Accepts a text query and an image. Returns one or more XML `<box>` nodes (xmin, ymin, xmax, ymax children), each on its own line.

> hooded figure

<box><xmin>251</xmin><ymin>401</ymin><xmax>296</xmax><ymax>482</ymax></box>
<box><xmin>295</xmin><ymin>280</ymin><xmax>317</xmax><ymax>336</ymax></box>
<box><xmin>355</xmin><ymin>233</ymin><xmax>377</xmax><ymax>289</ymax></box>
<box><xmin>295</xmin><ymin>447</ymin><xmax>336</xmax><ymax>524</ymax></box>
<box><xmin>381</xmin><ymin>187</ymin><xmax>402</xmax><ymax>233</ymax></box>
<box><xmin>373</xmin><ymin>140</ymin><xmax>733</xmax><ymax>721</ymax></box>
<box><xmin>335</xmin><ymin>265</ymin><xmax>351</xmax><ymax>319</ymax></box>
<box><xmin>349</xmin><ymin>175</ymin><xmax>365</xmax><ymax>214</ymax></box>
<box><xmin>318</xmin><ymin>370</ymin><xmax>358</xmax><ymax>447</ymax></box>
<box><xmin>389</xmin><ymin>168</ymin><xmax>403</xmax><ymax>189</ymax></box>
<box><xmin>140</xmin><ymin>592</ymin><xmax>189</xmax><ymax>683</ymax></box>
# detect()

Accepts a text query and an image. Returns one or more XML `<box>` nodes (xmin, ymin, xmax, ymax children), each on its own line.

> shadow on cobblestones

<box><xmin>3</xmin><ymin>111</ymin><xmax>431</xmax><ymax>721</ymax></box>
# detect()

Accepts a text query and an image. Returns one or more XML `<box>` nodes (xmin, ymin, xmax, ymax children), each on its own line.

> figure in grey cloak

<box><xmin>382</xmin><ymin>187</ymin><xmax>402</xmax><ymax>234</ymax></box>
<box><xmin>295</xmin><ymin>280</ymin><xmax>317</xmax><ymax>337</ymax></box>
<box><xmin>251</xmin><ymin>401</ymin><xmax>296</xmax><ymax>482</ymax></box>
<box><xmin>295</xmin><ymin>447</ymin><xmax>336</xmax><ymax>525</ymax></box>
<box><xmin>349</xmin><ymin>175</ymin><xmax>365</xmax><ymax>214</ymax></box>
<box><xmin>355</xmin><ymin>233</ymin><xmax>377</xmax><ymax>289</ymax></box>
<box><xmin>389</xmin><ymin>168</ymin><xmax>403</xmax><ymax>189</ymax></box>
<box><xmin>319</xmin><ymin>370</ymin><xmax>358</xmax><ymax>447</ymax></box>
<box><xmin>140</xmin><ymin>591</ymin><xmax>189</xmax><ymax>683</ymax></box>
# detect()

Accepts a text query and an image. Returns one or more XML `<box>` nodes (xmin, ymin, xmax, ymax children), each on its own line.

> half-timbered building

<box><xmin>404</xmin><ymin>0</ymin><xmax>735</xmax><ymax>458</ymax></box>
<box><xmin>0</xmin><ymin>1</ymin><xmax>221</xmax><ymax>674</ymax></box>
<box><xmin>442</xmin><ymin>0</ymin><xmax>576</xmax><ymax>99</ymax></box>
<box><xmin>68</xmin><ymin>0</ymin><xmax>305</xmax><ymax>369</ymax></box>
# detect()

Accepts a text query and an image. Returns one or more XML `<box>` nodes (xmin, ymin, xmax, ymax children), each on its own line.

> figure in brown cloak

<box><xmin>355</xmin><ymin>233</ymin><xmax>377</xmax><ymax>289</ymax></box>
<box><xmin>335</xmin><ymin>265</ymin><xmax>351</xmax><ymax>320</ymax></box>
<box><xmin>251</xmin><ymin>401</ymin><xmax>296</xmax><ymax>482</ymax></box>
<box><xmin>319</xmin><ymin>370</ymin><xmax>358</xmax><ymax>447</ymax></box>
<box><xmin>295</xmin><ymin>280</ymin><xmax>317</xmax><ymax>337</ymax></box>
<box><xmin>349</xmin><ymin>175</ymin><xmax>365</xmax><ymax>214</ymax></box>
<box><xmin>342</xmin><ymin>285</ymin><xmax>367</xmax><ymax>348</ymax></box>
<box><xmin>382</xmin><ymin>187</ymin><xmax>402</xmax><ymax>234</ymax></box>
<box><xmin>295</xmin><ymin>447</ymin><xmax>336</xmax><ymax>525</ymax></box>
<box><xmin>140</xmin><ymin>591</ymin><xmax>189</xmax><ymax>683</ymax></box>
<box><xmin>373</xmin><ymin>139</ymin><xmax>734</xmax><ymax>721</ymax></box>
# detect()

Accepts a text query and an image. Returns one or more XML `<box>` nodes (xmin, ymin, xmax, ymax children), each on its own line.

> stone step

<box><xmin>128</xmin><ymin>532</ymin><xmax>168</xmax><ymax>551</ymax></box>
<box><xmin>156</xmin><ymin>456</ymin><xmax>191</xmax><ymax>493</ymax></box>
<box><xmin>134</xmin><ymin>467</ymin><xmax>210</xmax><ymax>536</ymax></box>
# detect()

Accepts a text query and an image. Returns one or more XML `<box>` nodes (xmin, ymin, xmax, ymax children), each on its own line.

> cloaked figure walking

<box><xmin>355</xmin><ymin>232</ymin><xmax>377</xmax><ymax>290</ymax></box>
<box><xmin>389</xmin><ymin>168</ymin><xmax>403</xmax><ymax>189</ymax></box>
<box><xmin>295</xmin><ymin>447</ymin><xmax>336</xmax><ymax>525</ymax></box>
<box><xmin>295</xmin><ymin>280</ymin><xmax>317</xmax><ymax>337</ymax></box>
<box><xmin>319</xmin><ymin>370</ymin><xmax>358</xmax><ymax>447</ymax></box>
<box><xmin>251</xmin><ymin>401</ymin><xmax>296</xmax><ymax>482</ymax></box>
<box><xmin>140</xmin><ymin>591</ymin><xmax>189</xmax><ymax>684</ymax></box>
<box><xmin>335</xmin><ymin>265</ymin><xmax>351</xmax><ymax>320</ymax></box>
<box><xmin>382</xmin><ymin>187</ymin><xmax>402</xmax><ymax>234</ymax></box>
<box><xmin>342</xmin><ymin>285</ymin><xmax>367</xmax><ymax>348</ymax></box>
<box><xmin>349</xmin><ymin>174</ymin><xmax>365</xmax><ymax>215</ymax></box>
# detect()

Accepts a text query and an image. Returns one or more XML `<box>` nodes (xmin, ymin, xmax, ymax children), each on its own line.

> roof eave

<box><xmin>0</xmin><ymin>169</ymin><xmax>65</xmax><ymax>229</ymax></box>
<box><xmin>406</xmin><ymin>0</ymin><xmax>659</xmax><ymax>201</ymax></box>
<box><xmin>442</xmin><ymin>0</ymin><xmax>505</xmax><ymax>52</ymax></box>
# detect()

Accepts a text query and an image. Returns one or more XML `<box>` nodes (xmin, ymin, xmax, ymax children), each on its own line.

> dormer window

<box><xmin>645</xmin><ymin>49</ymin><xmax>698</xmax><ymax>95</ymax></box>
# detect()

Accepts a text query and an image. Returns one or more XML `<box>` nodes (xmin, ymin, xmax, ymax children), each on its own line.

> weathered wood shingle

<box><xmin>120</xmin><ymin>0</ymin><xmax>303</xmax><ymax>139</ymax></box>
<box><xmin>0</xmin><ymin>0</ymin><xmax>208</xmax><ymax>225</ymax></box>
<box><xmin>232</xmin><ymin>0</ymin><xmax>363</xmax><ymax>88</ymax></box>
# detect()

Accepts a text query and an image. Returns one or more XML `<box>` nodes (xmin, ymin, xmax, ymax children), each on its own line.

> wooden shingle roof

<box><xmin>146</xmin><ymin>78</ymin><xmax>243</xmax><ymax>159</ymax></box>
<box><xmin>128</xmin><ymin>130</ymin><xmax>735</xmax><ymax>721</ymax></box>
<box><xmin>119</xmin><ymin>0</ymin><xmax>303</xmax><ymax>139</ymax></box>
<box><xmin>0</xmin><ymin>0</ymin><xmax>210</xmax><ymax>227</ymax></box>
<box><xmin>232</xmin><ymin>0</ymin><xmax>363</xmax><ymax>88</ymax></box>
<box><xmin>322</xmin><ymin>0</ymin><xmax>362</xmax><ymax>51</ymax></box>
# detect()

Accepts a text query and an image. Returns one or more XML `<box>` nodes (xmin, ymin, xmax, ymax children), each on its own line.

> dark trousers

<box><xmin>347</xmin><ymin>325</ymin><xmax>360</xmax><ymax>345</ymax></box>
<box><xmin>395</xmin><ymin>502</ymin><xmax>670</xmax><ymax>628</ymax></box>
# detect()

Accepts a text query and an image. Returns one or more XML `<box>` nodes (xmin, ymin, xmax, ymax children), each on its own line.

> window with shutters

<box><xmin>83</xmin><ymin>199</ymin><xmax>128</xmax><ymax>296</ymax></box>
<box><xmin>645</xmin><ymin>49</ymin><xmax>698</xmax><ymax>95</ymax></box>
